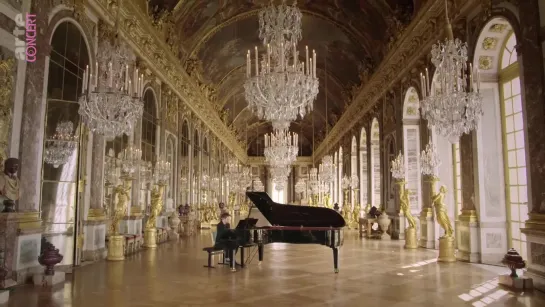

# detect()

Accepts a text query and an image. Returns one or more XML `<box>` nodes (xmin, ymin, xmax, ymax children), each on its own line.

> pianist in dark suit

<box><xmin>215</xmin><ymin>212</ymin><xmax>238</xmax><ymax>263</ymax></box>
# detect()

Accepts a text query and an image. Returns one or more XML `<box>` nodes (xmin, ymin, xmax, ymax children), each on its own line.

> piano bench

<box><xmin>203</xmin><ymin>247</ymin><xmax>224</xmax><ymax>268</ymax></box>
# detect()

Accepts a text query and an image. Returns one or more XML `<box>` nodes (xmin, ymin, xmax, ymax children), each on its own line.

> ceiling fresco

<box><xmin>150</xmin><ymin>0</ymin><xmax>416</xmax><ymax>155</ymax></box>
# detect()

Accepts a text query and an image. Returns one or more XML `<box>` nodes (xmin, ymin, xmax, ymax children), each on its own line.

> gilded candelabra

<box><xmin>144</xmin><ymin>158</ymin><xmax>170</xmax><ymax>249</ymax></box>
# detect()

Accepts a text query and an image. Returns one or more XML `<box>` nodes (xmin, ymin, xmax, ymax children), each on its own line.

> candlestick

<box><xmin>476</xmin><ymin>68</ymin><xmax>480</xmax><ymax>92</ymax></box>
<box><xmin>94</xmin><ymin>61</ymin><xmax>98</xmax><ymax>88</ymax></box>
<box><xmin>425</xmin><ymin>68</ymin><xmax>430</xmax><ymax>95</ymax></box>
<box><xmin>310</xmin><ymin>58</ymin><xmax>313</xmax><ymax>78</ymax></box>
<box><xmin>267</xmin><ymin>44</ymin><xmax>271</xmax><ymax>71</ymax></box>
<box><xmin>125</xmin><ymin>65</ymin><xmax>129</xmax><ymax>92</ymax></box>
<box><xmin>82</xmin><ymin>66</ymin><xmax>87</xmax><ymax>93</ymax></box>
<box><xmin>293</xmin><ymin>42</ymin><xmax>296</xmax><ymax>67</ymax></box>
<box><xmin>281</xmin><ymin>42</ymin><xmax>284</xmax><ymax>71</ymax></box>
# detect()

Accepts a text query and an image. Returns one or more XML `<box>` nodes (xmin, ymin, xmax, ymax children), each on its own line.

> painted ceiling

<box><xmin>149</xmin><ymin>0</ymin><xmax>416</xmax><ymax>155</ymax></box>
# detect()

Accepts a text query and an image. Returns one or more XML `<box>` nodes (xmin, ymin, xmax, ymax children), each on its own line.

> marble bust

<box><xmin>0</xmin><ymin>157</ymin><xmax>19</xmax><ymax>212</ymax></box>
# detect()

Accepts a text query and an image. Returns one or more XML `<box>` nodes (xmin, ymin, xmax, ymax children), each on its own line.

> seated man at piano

<box><xmin>215</xmin><ymin>212</ymin><xmax>239</xmax><ymax>264</ymax></box>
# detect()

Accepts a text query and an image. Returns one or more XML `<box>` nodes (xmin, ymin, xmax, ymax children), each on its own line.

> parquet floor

<box><xmin>6</xmin><ymin>231</ymin><xmax>545</xmax><ymax>307</ymax></box>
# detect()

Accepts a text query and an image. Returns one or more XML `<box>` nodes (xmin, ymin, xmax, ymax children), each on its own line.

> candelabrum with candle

<box><xmin>264</xmin><ymin>129</ymin><xmax>298</xmax><ymax>168</ymax></box>
<box><xmin>342</xmin><ymin>175</ymin><xmax>351</xmax><ymax>205</ymax></box>
<box><xmin>252</xmin><ymin>178</ymin><xmax>265</xmax><ymax>192</ymax></box>
<box><xmin>144</xmin><ymin>158</ymin><xmax>170</xmax><ymax>248</ymax></box>
<box><xmin>419</xmin><ymin>2</ymin><xmax>482</xmax><ymax>143</ymax></box>
<box><xmin>244</xmin><ymin>1</ymin><xmax>319</xmax><ymax>131</ymax></box>
<box><xmin>153</xmin><ymin>158</ymin><xmax>171</xmax><ymax>186</ymax></box>
<box><xmin>120</xmin><ymin>146</ymin><xmax>141</xmax><ymax>180</ymax></box>
<box><xmin>44</xmin><ymin>121</ymin><xmax>79</xmax><ymax>168</ymax></box>
<box><xmin>308</xmin><ymin>167</ymin><xmax>320</xmax><ymax>195</ymax></box>
<box><xmin>294</xmin><ymin>179</ymin><xmax>305</xmax><ymax>201</ymax></box>
<box><xmin>78</xmin><ymin>37</ymin><xmax>144</xmax><ymax>140</ymax></box>
<box><xmin>270</xmin><ymin>165</ymin><xmax>290</xmax><ymax>191</ymax></box>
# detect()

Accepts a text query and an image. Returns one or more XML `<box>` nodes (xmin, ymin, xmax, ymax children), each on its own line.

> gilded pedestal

<box><xmin>106</xmin><ymin>235</ymin><xmax>125</xmax><ymax>261</ymax></box>
<box><xmin>143</xmin><ymin>228</ymin><xmax>157</xmax><ymax>249</ymax></box>
<box><xmin>404</xmin><ymin>228</ymin><xmax>418</xmax><ymax>249</ymax></box>
<box><xmin>438</xmin><ymin>236</ymin><xmax>456</xmax><ymax>262</ymax></box>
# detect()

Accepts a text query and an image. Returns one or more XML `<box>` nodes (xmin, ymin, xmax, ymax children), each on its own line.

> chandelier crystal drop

<box><xmin>252</xmin><ymin>178</ymin><xmax>265</xmax><ymax>192</ymax></box>
<box><xmin>308</xmin><ymin>167</ymin><xmax>320</xmax><ymax>194</ymax></box>
<box><xmin>264</xmin><ymin>129</ymin><xmax>298</xmax><ymax>167</ymax></box>
<box><xmin>78</xmin><ymin>38</ymin><xmax>144</xmax><ymax>140</ymax></box>
<box><xmin>294</xmin><ymin>179</ymin><xmax>305</xmax><ymax>194</ymax></box>
<box><xmin>341</xmin><ymin>175</ymin><xmax>351</xmax><ymax>190</ymax></box>
<box><xmin>350</xmin><ymin>174</ymin><xmax>359</xmax><ymax>190</ymax></box>
<box><xmin>420</xmin><ymin>143</ymin><xmax>441</xmax><ymax>176</ymax></box>
<box><xmin>270</xmin><ymin>165</ymin><xmax>290</xmax><ymax>190</ymax></box>
<box><xmin>390</xmin><ymin>152</ymin><xmax>405</xmax><ymax>180</ymax></box>
<box><xmin>245</xmin><ymin>1</ymin><xmax>319</xmax><ymax>130</ymax></box>
<box><xmin>420</xmin><ymin>21</ymin><xmax>482</xmax><ymax>143</ymax></box>
<box><xmin>44</xmin><ymin>121</ymin><xmax>78</xmax><ymax>168</ymax></box>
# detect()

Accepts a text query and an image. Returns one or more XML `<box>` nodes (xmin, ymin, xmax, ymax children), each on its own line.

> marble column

<box><xmin>419</xmin><ymin>173</ymin><xmax>436</xmax><ymax>249</ymax></box>
<box><xmin>456</xmin><ymin>132</ymin><xmax>480</xmax><ymax>262</ymax></box>
<box><xmin>12</xmin><ymin>0</ymin><xmax>47</xmax><ymax>281</ymax></box>
<box><xmin>519</xmin><ymin>0</ymin><xmax>545</xmax><ymax>292</ymax></box>
<box><xmin>82</xmin><ymin>134</ymin><xmax>107</xmax><ymax>261</ymax></box>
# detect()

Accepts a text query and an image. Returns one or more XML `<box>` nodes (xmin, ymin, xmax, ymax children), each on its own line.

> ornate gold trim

<box><xmin>313</xmin><ymin>0</ymin><xmax>479</xmax><ymax>161</ymax></box>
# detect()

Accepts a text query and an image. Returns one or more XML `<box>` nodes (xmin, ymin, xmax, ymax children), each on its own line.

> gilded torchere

<box><xmin>433</xmin><ymin>185</ymin><xmax>456</xmax><ymax>262</ymax></box>
<box><xmin>398</xmin><ymin>181</ymin><xmax>417</xmax><ymax>249</ymax></box>
<box><xmin>144</xmin><ymin>184</ymin><xmax>165</xmax><ymax>249</ymax></box>
<box><xmin>107</xmin><ymin>181</ymin><xmax>131</xmax><ymax>261</ymax></box>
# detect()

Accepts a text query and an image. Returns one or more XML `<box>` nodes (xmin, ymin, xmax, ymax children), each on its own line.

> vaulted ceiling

<box><xmin>148</xmin><ymin>0</ymin><xmax>416</xmax><ymax>155</ymax></box>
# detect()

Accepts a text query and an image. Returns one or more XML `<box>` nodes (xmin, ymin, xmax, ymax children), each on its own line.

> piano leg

<box><xmin>230</xmin><ymin>249</ymin><xmax>237</xmax><ymax>272</ymax></box>
<box><xmin>240</xmin><ymin>247</ymin><xmax>245</xmax><ymax>268</ymax></box>
<box><xmin>333</xmin><ymin>247</ymin><xmax>339</xmax><ymax>273</ymax></box>
<box><xmin>258</xmin><ymin>243</ymin><xmax>264</xmax><ymax>262</ymax></box>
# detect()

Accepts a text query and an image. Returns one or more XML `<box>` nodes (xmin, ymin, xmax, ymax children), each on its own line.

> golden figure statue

<box><xmin>343</xmin><ymin>205</ymin><xmax>353</xmax><ymax>226</ymax></box>
<box><xmin>399</xmin><ymin>183</ymin><xmax>416</xmax><ymax>229</ymax></box>
<box><xmin>324</xmin><ymin>193</ymin><xmax>331</xmax><ymax>208</ymax></box>
<box><xmin>352</xmin><ymin>203</ymin><xmax>361</xmax><ymax>222</ymax></box>
<box><xmin>432</xmin><ymin>185</ymin><xmax>454</xmax><ymax>237</ymax></box>
<box><xmin>146</xmin><ymin>185</ymin><xmax>165</xmax><ymax>229</ymax></box>
<box><xmin>111</xmin><ymin>182</ymin><xmax>131</xmax><ymax>235</ymax></box>
<box><xmin>228</xmin><ymin>193</ymin><xmax>235</xmax><ymax>210</ymax></box>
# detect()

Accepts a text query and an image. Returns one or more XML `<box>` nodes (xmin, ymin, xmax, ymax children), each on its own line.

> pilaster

<box><xmin>456</xmin><ymin>132</ymin><xmax>481</xmax><ymax>263</ymax></box>
<box><xmin>520</xmin><ymin>0</ymin><xmax>545</xmax><ymax>292</ymax></box>
<box><xmin>419</xmin><ymin>175</ymin><xmax>435</xmax><ymax>249</ymax></box>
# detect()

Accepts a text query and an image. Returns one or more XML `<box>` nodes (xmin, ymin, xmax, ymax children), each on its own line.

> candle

<box><xmin>469</xmin><ymin>63</ymin><xmax>473</xmax><ymax>91</ymax></box>
<box><xmin>246</xmin><ymin>50</ymin><xmax>250</xmax><ymax>77</ymax></box>
<box><xmin>125</xmin><ymin>65</ymin><xmax>129</xmax><ymax>92</ymax></box>
<box><xmin>305</xmin><ymin>46</ymin><xmax>309</xmax><ymax>75</ymax></box>
<box><xmin>254</xmin><ymin>47</ymin><xmax>258</xmax><ymax>76</ymax></box>
<box><xmin>281</xmin><ymin>42</ymin><xmax>284</xmax><ymax>71</ymax></box>
<box><xmin>267</xmin><ymin>44</ymin><xmax>271</xmax><ymax>71</ymax></box>
<box><xmin>89</xmin><ymin>74</ymin><xmax>93</xmax><ymax>92</ymax></box>
<box><xmin>313</xmin><ymin>50</ymin><xmax>316</xmax><ymax>77</ymax></box>
<box><xmin>425</xmin><ymin>68</ymin><xmax>430</xmax><ymax>94</ymax></box>
<box><xmin>82</xmin><ymin>66</ymin><xmax>87</xmax><ymax>93</ymax></box>
<box><xmin>293</xmin><ymin>42</ymin><xmax>296</xmax><ymax>67</ymax></box>
<box><xmin>309</xmin><ymin>58</ymin><xmax>313</xmax><ymax>78</ymax></box>
<box><xmin>94</xmin><ymin>61</ymin><xmax>98</xmax><ymax>88</ymax></box>
<box><xmin>109</xmin><ymin>62</ymin><xmax>113</xmax><ymax>88</ymax></box>
<box><xmin>128</xmin><ymin>80</ymin><xmax>132</xmax><ymax>96</ymax></box>
<box><xmin>476</xmin><ymin>68</ymin><xmax>480</xmax><ymax>92</ymax></box>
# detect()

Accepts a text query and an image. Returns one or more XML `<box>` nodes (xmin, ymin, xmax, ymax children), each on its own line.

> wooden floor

<box><xmin>6</xmin><ymin>231</ymin><xmax>545</xmax><ymax>307</ymax></box>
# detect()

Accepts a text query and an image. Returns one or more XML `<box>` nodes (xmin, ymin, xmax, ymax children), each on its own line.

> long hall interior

<box><xmin>1</xmin><ymin>0</ymin><xmax>545</xmax><ymax>306</ymax></box>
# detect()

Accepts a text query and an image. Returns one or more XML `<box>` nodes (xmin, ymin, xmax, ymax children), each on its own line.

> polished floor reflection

<box><xmin>7</xmin><ymin>231</ymin><xmax>545</xmax><ymax>307</ymax></box>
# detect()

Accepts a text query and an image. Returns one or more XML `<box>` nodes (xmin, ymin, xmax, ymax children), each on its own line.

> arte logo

<box><xmin>13</xmin><ymin>13</ymin><xmax>37</xmax><ymax>62</ymax></box>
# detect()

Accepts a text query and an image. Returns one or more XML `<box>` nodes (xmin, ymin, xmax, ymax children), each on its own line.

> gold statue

<box><xmin>324</xmin><ymin>193</ymin><xmax>331</xmax><ymax>208</ymax></box>
<box><xmin>432</xmin><ymin>185</ymin><xmax>454</xmax><ymax>237</ymax></box>
<box><xmin>352</xmin><ymin>203</ymin><xmax>361</xmax><ymax>222</ymax></box>
<box><xmin>343</xmin><ymin>205</ymin><xmax>353</xmax><ymax>226</ymax></box>
<box><xmin>111</xmin><ymin>182</ymin><xmax>131</xmax><ymax>235</ymax></box>
<box><xmin>399</xmin><ymin>183</ymin><xmax>416</xmax><ymax>229</ymax></box>
<box><xmin>146</xmin><ymin>185</ymin><xmax>165</xmax><ymax>229</ymax></box>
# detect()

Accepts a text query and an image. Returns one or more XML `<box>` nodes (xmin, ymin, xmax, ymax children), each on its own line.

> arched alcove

<box><xmin>333</xmin><ymin>151</ymin><xmax>338</xmax><ymax>204</ymax></box>
<box><xmin>338</xmin><ymin>146</ymin><xmax>343</xmax><ymax>205</ymax></box>
<box><xmin>370</xmin><ymin>118</ymin><xmax>381</xmax><ymax>207</ymax></box>
<box><xmin>193</xmin><ymin>129</ymin><xmax>200</xmax><ymax>204</ymax></box>
<box><xmin>359</xmin><ymin>128</ymin><xmax>369</xmax><ymax>207</ymax></box>
<box><xmin>180</xmin><ymin>120</ymin><xmax>190</xmax><ymax>204</ymax></box>
<box><xmin>402</xmin><ymin>87</ymin><xmax>422</xmax><ymax>213</ymax></box>
<box><xmin>142</xmin><ymin>89</ymin><xmax>158</xmax><ymax>163</ymax></box>
<box><xmin>350</xmin><ymin>136</ymin><xmax>357</xmax><ymax>206</ymax></box>
<box><xmin>473</xmin><ymin>17</ymin><xmax>528</xmax><ymax>261</ymax></box>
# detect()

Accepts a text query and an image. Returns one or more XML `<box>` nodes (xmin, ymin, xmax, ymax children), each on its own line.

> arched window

<box><xmin>193</xmin><ymin>129</ymin><xmax>200</xmax><ymax>204</ymax></box>
<box><xmin>166</xmin><ymin>134</ymin><xmax>176</xmax><ymax>204</ymax></box>
<box><xmin>402</xmin><ymin>87</ymin><xmax>422</xmax><ymax>213</ymax></box>
<box><xmin>499</xmin><ymin>32</ymin><xmax>527</xmax><ymax>258</ymax></box>
<box><xmin>350</xmin><ymin>136</ymin><xmax>357</xmax><ymax>206</ymax></box>
<box><xmin>43</xmin><ymin>21</ymin><xmax>90</xmax><ymax>265</ymax></box>
<box><xmin>141</xmin><ymin>89</ymin><xmax>157</xmax><ymax>163</ymax></box>
<box><xmin>338</xmin><ymin>146</ymin><xmax>343</xmax><ymax>205</ymax></box>
<box><xmin>370</xmin><ymin>118</ymin><xmax>381</xmax><ymax>207</ymax></box>
<box><xmin>180</xmin><ymin>120</ymin><xmax>190</xmax><ymax>204</ymax></box>
<box><xmin>359</xmin><ymin>128</ymin><xmax>368</xmax><ymax>206</ymax></box>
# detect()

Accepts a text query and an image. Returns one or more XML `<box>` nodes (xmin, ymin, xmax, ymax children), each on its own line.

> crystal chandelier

<box><xmin>237</xmin><ymin>166</ymin><xmax>252</xmax><ymax>193</ymax></box>
<box><xmin>201</xmin><ymin>174</ymin><xmax>209</xmax><ymax>189</ymax></box>
<box><xmin>420</xmin><ymin>143</ymin><xmax>441</xmax><ymax>176</ymax></box>
<box><xmin>264</xmin><ymin>129</ymin><xmax>298</xmax><ymax>167</ymax></box>
<box><xmin>79</xmin><ymin>37</ymin><xmax>144</xmax><ymax>140</ymax></box>
<box><xmin>420</xmin><ymin>1</ymin><xmax>482</xmax><ymax>143</ymax></box>
<box><xmin>319</xmin><ymin>155</ymin><xmax>335</xmax><ymax>184</ymax></box>
<box><xmin>350</xmin><ymin>174</ymin><xmax>359</xmax><ymax>190</ymax></box>
<box><xmin>120</xmin><ymin>145</ymin><xmax>141</xmax><ymax>178</ymax></box>
<box><xmin>44</xmin><ymin>121</ymin><xmax>78</xmax><ymax>168</ymax></box>
<box><xmin>294</xmin><ymin>179</ymin><xmax>305</xmax><ymax>194</ymax></box>
<box><xmin>225</xmin><ymin>157</ymin><xmax>240</xmax><ymax>176</ymax></box>
<box><xmin>244</xmin><ymin>1</ymin><xmax>319</xmax><ymax>130</ymax></box>
<box><xmin>252</xmin><ymin>178</ymin><xmax>265</xmax><ymax>192</ymax></box>
<box><xmin>270</xmin><ymin>165</ymin><xmax>290</xmax><ymax>190</ymax></box>
<box><xmin>153</xmin><ymin>158</ymin><xmax>171</xmax><ymax>185</ymax></box>
<box><xmin>308</xmin><ymin>167</ymin><xmax>320</xmax><ymax>194</ymax></box>
<box><xmin>342</xmin><ymin>175</ymin><xmax>351</xmax><ymax>191</ymax></box>
<box><xmin>140</xmin><ymin>161</ymin><xmax>152</xmax><ymax>185</ymax></box>
<box><xmin>211</xmin><ymin>176</ymin><xmax>220</xmax><ymax>190</ymax></box>
<box><xmin>390</xmin><ymin>152</ymin><xmax>405</xmax><ymax>180</ymax></box>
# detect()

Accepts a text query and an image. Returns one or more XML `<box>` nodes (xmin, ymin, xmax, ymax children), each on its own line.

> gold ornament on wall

<box><xmin>482</xmin><ymin>37</ymin><xmax>498</xmax><ymax>50</ymax></box>
<box><xmin>479</xmin><ymin>56</ymin><xmax>493</xmax><ymax>70</ymax></box>
<box><xmin>489</xmin><ymin>23</ymin><xmax>507</xmax><ymax>33</ymax></box>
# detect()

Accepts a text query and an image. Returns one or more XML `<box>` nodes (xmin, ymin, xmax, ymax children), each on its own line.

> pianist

<box><xmin>214</xmin><ymin>212</ymin><xmax>238</xmax><ymax>264</ymax></box>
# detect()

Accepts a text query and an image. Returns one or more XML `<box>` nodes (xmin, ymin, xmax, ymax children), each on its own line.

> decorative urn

<box><xmin>38</xmin><ymin>238</ymin><xmax>63</xmax><ymax>275</ymax></box>
<box><xmin>501</xmin><ymin>248</ymin><xmax>525</xmax><ymax>278</ymax></box>
<box><xmin>168</xmin><ymin>210</ymin><xmax>181</xmax><ymax>233</ymax></box>
<box><xmin>378</xmin><ymin>212</ymin><xmax>391</xmax><ymax>238</ymax></box>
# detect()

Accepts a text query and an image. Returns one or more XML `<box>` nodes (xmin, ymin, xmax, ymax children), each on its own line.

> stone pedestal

<box><xmin>404</xmin><ymin>228</ymin><xmax>418</xmax><ymax>249</ymax></box>
<box><xmin>82</xmin><ymin>220</ymin><xmax>107</xmax><ymax>261</ymax></box>
<box><xmin>456</xmin><ymin>210</ymin><xmax>481</xmax><ymax>262</ymax></box>
<box><xmin>419</xmin><ymin>208</ymin><xmax>435</xmax><ymax>249</ymax></box>
<box><xmin>143</xmin><ymin>228</ymin><xmax>157</xmax><ymax>249</ymax></box>
<box><xmin>0</xmin><ymin>290</ymin><xmax>8</xmax><ymax>304</ymax></box>
<box><xmin>106</xmin><ymin>235</ymin><xmax>124</xmax><ymax>261</ymax></box>
<box><xmin>521</xmin><ymin>213</ymin><xmax>545</xmax><ymax>292</ymax></box>
<box><xmin>438</xmin><ymin>236</ymin><xmax>456</xmax><ymax>262</ymax></box>
<box><xmin>499</xmin><ymin>275</ymin><xmax>533</xmax><ymax>290</ymax></box>
<box><xmin>33</xmin><ymin>272</ymin><xmax>65</xmax><ymax>287</ymax></box>
<box><xmin>398</xmin><ymin>213</ymin><xmax>406</xmax><ymax>240</ymax></box>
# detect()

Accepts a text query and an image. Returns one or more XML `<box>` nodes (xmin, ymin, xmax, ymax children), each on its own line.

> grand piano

<box><xmin>236</xmin><ymin>191</ymin><xmax>346</xmax><ymax>273</ymax></box>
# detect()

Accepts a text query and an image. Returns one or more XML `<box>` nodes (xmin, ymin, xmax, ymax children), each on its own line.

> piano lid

<box><xmin>246</xmin><ymin>192</ymin><xmax>346</xmax><ymax>228</ymax></box>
